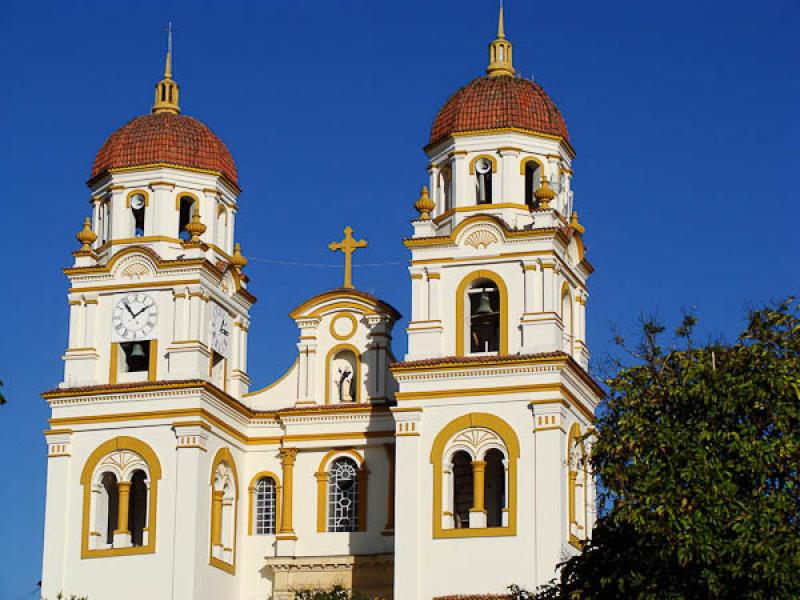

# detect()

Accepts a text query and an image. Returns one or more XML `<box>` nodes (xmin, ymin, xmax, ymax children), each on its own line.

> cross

<box><xmin>328</xmin><ymin>226</ymin><xmax>368</xmax><ymax>289</ymax></box>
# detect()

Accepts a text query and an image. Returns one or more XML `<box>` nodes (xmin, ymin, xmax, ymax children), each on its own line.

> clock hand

<box><xmin>133</xmin><ymin>304</ymin><xmax>150</xmax><ymax>318</ymax></box>
<box><xmin>122</xmin><ymin>301</ymin><xmax>136</xmax><ymax>318</ymax></box>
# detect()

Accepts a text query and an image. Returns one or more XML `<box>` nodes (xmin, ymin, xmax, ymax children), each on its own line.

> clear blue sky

<box><xmin>0</xmin><ymin>0</ymin><xmax>797</xmax><ymax>596</ymax></box>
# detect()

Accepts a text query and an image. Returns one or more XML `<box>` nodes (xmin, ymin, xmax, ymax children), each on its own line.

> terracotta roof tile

<box><xmin>91</xmin><ymin>113</ymin><xmax>237</xmax><ymax>185</ymax></box>
<box><xmin>430</xmin><ymin>76</ymin><xmax>569</xmax><ymax>146</ymax></box>
<box><xmin>392</xmin><ymin>351</ymin><xmax>569</xmax><ymax>369</ymax></box>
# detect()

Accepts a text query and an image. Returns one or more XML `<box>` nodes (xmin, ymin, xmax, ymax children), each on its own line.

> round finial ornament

<box><xmin>231</xmin><ymin>243</ymin><xmax>248</xmax><ymax>271</ymax></box>
<box><xmin>184</xmin><ymin>208</ymin><xmax>206</xmax><ymax>242</ymax></box>
<box><xmin>534</xmin><ymin>179</ymin><xmax>556</xmax><ymax>209</ymax></box>
<box><xmin>76</xmin><ymin>217</ymin><xmax>97</xmax><ymax>251</ymax></box>
<box><xmin>414</xmin><ymin>185</ymin><xmax>435</xmax><ymax>220</ymax></box>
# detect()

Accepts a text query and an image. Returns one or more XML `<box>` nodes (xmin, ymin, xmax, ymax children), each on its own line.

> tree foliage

<box><xmin>536</xmin><ymin>299</ymin><xmax>800</xmax><ymax>599</ymax></box>
<box><xmin>293</xmin><ymin>586</ymin><xmax>373</xmax><ymax>600</ymax></box>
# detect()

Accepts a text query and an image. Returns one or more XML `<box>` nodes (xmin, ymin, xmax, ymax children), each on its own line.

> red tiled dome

<box><xmin>91</xmin><ymin>113</ymin><xmax>238</xmax><ymax>185</ymax></box>
<box><xmin>429</xmin><ymin>76</ymin><xmax>569</xmax><ymax>146</ymax></box>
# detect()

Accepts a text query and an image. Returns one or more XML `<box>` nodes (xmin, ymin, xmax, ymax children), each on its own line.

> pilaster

<box><xmin>392</xmin><ymin>408</ymin><xmax>423</xmax><ymax>600</ymax></box>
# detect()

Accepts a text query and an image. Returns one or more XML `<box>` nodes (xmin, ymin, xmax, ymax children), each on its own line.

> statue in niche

<box><xmin>336</xmin><ymin>367</ymin><xmax>355</xmax><ymax>402</ymax></box>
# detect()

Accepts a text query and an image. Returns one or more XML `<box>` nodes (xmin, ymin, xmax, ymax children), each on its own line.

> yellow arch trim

<box><xmin>455</xmin><ymin>270</ymin><xmax>509</xmax><ymax>356</ymax></box>
<box><xmin>125</xmin><ymin>189</ymin><xmax>150</xmax><ymax>208</ymax></box>
<box><xmin>430</xmin><ymin>413</ymin><xmax>519</xmax><ymax>538</ymax></box>
<box><xmin>519</xmin><ymin>156</ymin><xmax>546</xmax><ymax>179</ymax></box>
<box><xmin>175</xmin><ymin>191</ymin><xmax>201</xmax><ymax>213</ymax></box>
<box><xmin>468</xmin><ymin>154</ymin><xmax>498</xmax><ymax>175</ymax></box>
<box><xmin>209</xmin><ymin>447</ymin><xmax>239</xmax><ymax>574</ymax></box>
<box><xmin>247</xmin><ymin>471</ymin><xmax>282</xmax><ymax>536</ymax></box>
<box><xmin>315</xmin><ymin>448</ymin><xmax>367</xmax><ymax>533</ymax></box>
<box><xmin>80</xmin><ymin>436</ymin><xmax>162</xmax><ymax>558</ymax></box>
<box><xmin>325</xmin><ymin>343</ymin><xmax>362</xmax><ymax>404</ymax></box>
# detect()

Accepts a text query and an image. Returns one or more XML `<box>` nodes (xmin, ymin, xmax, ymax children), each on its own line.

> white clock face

<box><xmin>210</xmin><ymin>304</ymin><xmax>232</xmax><ymax>359</ymax></box>
<box><xmin>112</xmin><ymin>293</ymin><xmax>158</xmax><ymax>341</ymax></box>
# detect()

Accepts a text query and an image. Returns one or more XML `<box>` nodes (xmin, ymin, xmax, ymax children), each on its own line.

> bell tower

<box><xmin>61</xmin><ymin>37</ymin><xmax>254</xmax><ymax>397</ymax></box>
<box><xmin>391</xmin><ymin>7</ymin><xmax>601</xmax><ymax>598</ymax></box>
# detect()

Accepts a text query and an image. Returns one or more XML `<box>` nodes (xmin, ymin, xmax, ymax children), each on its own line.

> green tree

<box><xmin>535</xmin><ymin>300</ymin><xmax>800</xmax><ymax>599</ymax></box>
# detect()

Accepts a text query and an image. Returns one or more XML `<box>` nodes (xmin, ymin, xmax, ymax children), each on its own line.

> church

<box><xmin>40</xmin><ymin>8</ymin><xmax>601</xmax><ymax>600</ymax></box>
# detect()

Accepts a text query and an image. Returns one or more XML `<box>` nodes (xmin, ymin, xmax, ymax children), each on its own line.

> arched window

<box><xmin>474</xmin><ymin>158</ymin><xmax>493</xmax><ymax>204</ymax></box>
<box><xmin>129</xmin><ymin>469</ymin><xmax>148</xmax><ymax>546</ymax></box>
<box><xmin>451</xmin><ymin>451</ymin><xmax>473</xmax><ymax>529</ymax></box>
<box><xmin>440</xmin><ymin>166</ymin><xmax>453</xmax><ymax>212</ymax></box>
<box><xmin>97</xmin><ymin>199</ymin><xmax>111</xmax><ymax>245</ymax></box>
<box><xmin>561</xmin><ymin>284</ymin><xmax>574</xmax><ymax>355</ymax></box>
<box><xmin>524</xmin><ymin>161</ymin><xmax>542</xmax><ymax>209</ymax></box>
<box><xmin>253</xmin><ymin>476</ymin><xmax>277</xmax><ymax>535</ymax></box>
<box><xmin>210</xmin><ymin>448</ymin><xmax>238</xmax><ymax>572</ymax></box>
<box><xmin>215</xmin><ymin>205</ymin><xmax>228</xmax><ymax>250</ymax></box>
<box><xmin>568</xmin><ymin>424</ymin><xmax>589</xmax><ymax>547</ymax></box>
<box><xmin>178</xmin><ymin>195</ymin><xmax>196</xmax><ymax>240</ymax></box>
<box><xmin>484</xmin><ymin>449</ymin><xmax>506</xmax><ymax>528</ymax></box>
<box><xmin>80</xmin><ymin>436</ymin><xmax>161</xmax><ymax>558</ymax></box>
<box><xmin>328</xmin><ymin>347</ymin><xmax>359</xmax><ymax>403</ymax></box>
<box><xmin>468</xmin><ymin>279</ymin><xmax>500</xmax><ymax>354</ymax></box>
<box><xmin>98</xmin><ymin>472</ymin><xmax>119</xmax><ymax>545</ymax></box>
<box><xmin>431</xmin><ymin>413</ymin><xmax>520</xmax><ymax>538</ymax></box>
<box><xmin>327</xmin><ymin>457</ymin><xmax>359</xmax><ymax>532</ymax></box>
<box><xmin>128</xmin><ymin>192</ymin><xmax>147</xmax><ymax>237</ymax></box>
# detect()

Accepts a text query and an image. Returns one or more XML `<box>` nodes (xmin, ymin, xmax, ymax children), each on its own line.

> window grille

<box><xmin>327</xmin><ymin>458</ymin><xmax>359</xmax><ymax>532</ymax></box>
<box><xmin>254</xmin><ymin>477</ymin><xmax>276</xmax><ymax>535</ymax></box>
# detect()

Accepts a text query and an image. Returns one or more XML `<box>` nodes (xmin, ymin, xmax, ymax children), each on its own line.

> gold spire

<box><xmin>152</xmin><ymin>22</ymin><xmax>181</xmax><ymax>114</ymax></box>
<box><xmin>487</xmin><ymin>3</ymin><xmax>515</xmax><ymax>78</ymax></box>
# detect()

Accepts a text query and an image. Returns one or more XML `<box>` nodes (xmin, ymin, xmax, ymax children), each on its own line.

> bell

<box><xmin>475</xmin><ymin>291</ymin><xmax>493</xmax><ymax>315</ymax></box>
<box><xmin>129</xmin><ymin>343</ymin><xmax>147</xmax><ymax>359</ymax></box>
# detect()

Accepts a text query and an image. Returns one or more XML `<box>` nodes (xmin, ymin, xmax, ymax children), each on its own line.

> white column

<box><xmin>452</xmin><ymin>153</ymin><xmax>468</xmax><ymax>208</ymax></box>
<box><xmin>542</xmin><ymin>264</ymin><xmax>556</xmax><ymax>313</ymax></box>
<box><xmin>297</xmin><ymin>347</ymin><xmax>308</xmax><ymax>401</ymax></box>
<box><xmin>67</xmin><ymin>297</ymin><xmax>82</xmax><ymax>349</ymax></box>
<box><xmin>171</xmin><ymin>424</ymin><xmax>209</xmax><ymax>600</ymax></box>
<box><xmin>82</xmin><ymin>296</ymin><xmax>98</xmax><ymax>348</ymax></box>
<box><xmin>523</xmin><ymin>264</ymin><xmax>536</xmax><ymax>313</ymax></box>
<box><xmin>306</xmin><ymin>344</ymin><xmax>316</xmax><ymax>400</ymax></box>
<box><xmin>498</xmin><ymin>148</ymin><xmax>518</xmax><ymax>203</ymax></box>
<box><xmin>535</xmin><ymin>262</ymin><xmax>545</xmax><ymax>313</ymax></box>
<box><xmin>40</xmin><ymin>436</ymin><xmax>72</xmax><ymax>599</ymax></box>
<box><xmin>411</xmin><ymin>274</ymin><xmax>424</xmax><ymax>321</ymax></box>
<box><xmin>428</xmin><ymin>166</ymin><xmax>439</xmax><ymax>214</ymax></box>
<box><xmin>393</xmin><ymin>410</ymin><xmax>423</xmax><ymax>600</ymax></box>
<box><xmin>427</xmin><ymin>272</ymin><xmax>440</xmax><ymax>321</ymax></box>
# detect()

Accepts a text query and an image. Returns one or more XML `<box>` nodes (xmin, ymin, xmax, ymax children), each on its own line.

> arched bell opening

<box><xmin>468</xmin><ymin>278</ymin><xmax>500</xmax><ymax>354</ymax></box>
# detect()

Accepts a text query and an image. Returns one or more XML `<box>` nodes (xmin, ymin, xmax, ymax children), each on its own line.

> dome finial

<box><xmin>487</xmin><ymin>3</ymin><xmax>515</xmax><ymax>78</ymax></box>
<box><xmin>152</xmin><ymin>22</ymin><xmax>181</xmax><ymax>115</ymax></box>
<box><xmin>497</xmin><ymin>2</ymin><xmax>506</xmax><ymax>38</ymax></box>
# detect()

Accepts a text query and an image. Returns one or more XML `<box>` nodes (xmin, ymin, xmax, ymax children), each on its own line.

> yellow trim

<box><xmin>468</xmin><ymin>154</ymin><xmax>498</xmax><ymax>175</ymax></box>
<box><xmin>290</xmin><ymin>289</ymin><xmax>400</xmax><ymax>321</ymax></box>
<box><xmin>244</xmin><ymin>358</ymin><xmax>298</xmax><ymax>396</ymax></box>
<box><xmin>209</xmin><ymin>447</ymin><xmax>238</xmax><ymax>574</ymax></box>
<box><xmin>92</xmin><ymin>162</ymin><xmax>240</xmax><ymax>194</ymax></box>
<box><xmin>325</xmin><ymin>343</ymin><xmax>362</xmax><ymax>404</ymax></box>
<box><xmin>431</xmin><ymin>127</ymin><xmax>576</xmax><ymax>159</ymax></box>
<box><xmin>329</xmin><ymin>313</ymin><xmax>358</xmax><ymax>341</ymax></box>
<box><xmin>175</xmin><ymin>191</ymin><xmax>201</xmax><ymax>212</ymax></box>
<box><xmin>148</xmin><ymin>339</ymin><xmax>158</xmax><ymax>382</ymax></box>
<box><xmin>519</xmin><ymin>156</ymin><xmax>546</xmax><ymax>176</ymax></box>
<box><xmin>430</xmin><ymin>413</ymin><xmax>519</xmax><ymax>539</ymax></box>
<box><xmin>404</xmin><ymin>214</ymin><xmax>569</xmax><ymax>249</ymax></box>
<box><xmin>71</xmin><ymin>279</ymin><xmax>202</xmax><ymax>294</ymax></box>
<box><xmin>125</xmin><ymin>189</ymin><xmax>150</xmax><ymax>208</ymax></box>
<box><xmin>80</xmin><ymin>436</ymin><xmax>162</xmax><ymax>558</ymax></box>
<box><xmin>247</xmin><ymin>471</ymin><xmax>282</xmax><ymax>536</ymax></box>
<box><xmin>278</xmin><ymin>448</ymin><xmax>297</xmax><ymax>535</ymax></box>
<box><xmin>315</xmin><ymin>449</ymin><xmax>367</xmax><ymax>533</ymax></box>
<box><xmin>455</xmin><ymin>269</ymin><xmax>509</xmax><ymax>356</ymax></box>
<box><xmin>108</xmin><ymin>340</ymin><xmax>158</xmax><ymax>385</ymax></box>
<box><xmin>108</xmin><ymin>343</ymin><xmax>118</xmax><ymax>384</ymax></box>
<box><xmin>432</xmin><ymin>203</ymin><xmax>531</xmax><ymax>225</ymax></box>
